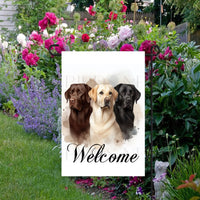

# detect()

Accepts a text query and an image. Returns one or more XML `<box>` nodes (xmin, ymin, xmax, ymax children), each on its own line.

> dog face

<box><xmin>65</xmin><ymin>84</ymin><xmax>91</xmax><ymax>111</ymax></box>
<box><xmin>115</xmin><ymin>84</ymin><xmax>141</xmax><ymax>110</ymax></box>
<box><xmin>89</xmin><ymin>84</ymin><xmax>118</xmax><ymax>110</ymax></box>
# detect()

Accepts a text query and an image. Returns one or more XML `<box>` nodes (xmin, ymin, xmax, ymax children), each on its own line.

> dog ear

<box><xmin>113</xmin><ymin>88</ymin><xmax>118</xmax><ymax>101</ymax></box>
<box><xmin>131</xmin><ymin>85</ymin><xmax>141</xmax><ymax>103</ymax></box>
<box><xmin>84</xmin><ymin>84</ymin><xmax>92</xmax><ymax>103</ymax></box>
<box><xmin>88</xmin><ymin>85</ymin><xmax>98</xmax><ymax>102</ymax></box>
<box><xmin>114</xmin><ymin>83</ymin><xmax>122</xmax><ymax>92</ymax></box>
<box><xmin>65</xmin><ymin>87</ymin><xmax>71</xmax><ymax>102</ymax></box>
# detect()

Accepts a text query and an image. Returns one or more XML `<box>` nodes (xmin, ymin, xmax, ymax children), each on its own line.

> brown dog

<box><xmin>65</xmin><ymin>83</ymin><xmax>92</xmax><ymax>144</ymax></box>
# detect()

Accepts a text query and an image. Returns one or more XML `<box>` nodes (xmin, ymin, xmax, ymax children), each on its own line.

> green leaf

<box><xmin>161</xmin><ymin>91</ymin><xmax>172</xmax><ymax>97</ymax></box>
<box><xmin>194</xmin><ymin>63</ymin><xmax>200</xmax><ymax>73</ymax></box>
<box><xmin>166</xmin><ymin>80</ymin><xmax>175</xmax><ymax>90</ymax></box>
<box><xmin>169</xmin><ymin>153</ymin><xmax>177</xmax><ymax>166</ymax></box>
<box><xmin>154</xmin><ymin>115</ymin><xmax>164</xmax><ymax>126</ymax></box>
<box><xmin>185</xmin><ymin>121</ymin><xmax>190</xmax><ymax>132</ymax></box>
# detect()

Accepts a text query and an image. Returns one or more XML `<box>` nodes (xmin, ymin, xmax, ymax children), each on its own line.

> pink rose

<box><xmin>45</xmin><ymin>12</ymin><xmax>58</xmax><ymax>26</ymax></box>
<box><xmin>107</xmin><ymin>35</ymin><xmax>120</xmax><ymax>49</ymax></box>
<box><xmin>120</xmin><ymin>44</ymin><xmax>134</xmax><ymax>51</ymax></box>
<box><xmin>39</xmin><ymin>17</ymin><xmax>48</xmax><ymax>30</ymax></box>
<box><xmin>13</xmin><ymin>113</ymin><xmax>19</xmax><ymax>118</ymax></box>
<box><xmin>55</xmin><ymin>40</ymin><xmax>66</xmax><ymax>54</ymax></box>
<box><xmin>45</xmin><ymin>38</ymin><xmax>54</xmax><ymax>50</ymax></box>
<box><xmin>88</xmin><ymin>5</ymin><xmax>96</xmax><ymax>16</ymax></box>
<box><xmin>118</xmin><ymin>25</ymin><xmax>133</xmax><ymax>41</ymax></box>
<box><xmin>22</xmin><ymin>48</ymin><xmax>29</xmax><ymax>60</ymax></box>
<box><xmin>39</xmin><ymin>12</ymin><xmax>58</xmax><ymax>30</ymax></box>
<box><xmin>139</xmin><ymin>40</ymin><xmax>157</xmax><ymax>66</ymax></box>
<box><xmin>25</xmin><ymin>53</ymin><xmax>39</xmax><ymax>66</ymax></box>
<box><xmin>22</xmin><ymin>73</ymin><xmax>29</xmax><ymax>81</ymax></box>
<box><xmin>29</xmin><ymin>31</ymin><xmax>43</xmax><ymax>45</ymax></box>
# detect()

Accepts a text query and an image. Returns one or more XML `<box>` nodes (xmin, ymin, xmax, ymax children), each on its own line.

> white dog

<box><xmin>88</xmin><ymin>84</ymin><xmax>123</xmax><ymax>145</ymax></box>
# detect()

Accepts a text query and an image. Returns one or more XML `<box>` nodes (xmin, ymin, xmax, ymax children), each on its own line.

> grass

<box><xmin>0</xmin><ymin>112</ymin><xmax>100</xmax><ymax>200</ymax></box>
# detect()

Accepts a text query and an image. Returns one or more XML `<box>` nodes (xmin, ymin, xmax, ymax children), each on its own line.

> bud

<box><xmin>73</xmin><ymin>12</ymin><xmax>81</xmax><ymax>22</ymax></box>
<box><xmin>131</xmin><ymin>3</ymin><xmax>138</xmax><ymax>12</ymax></box>
<box><xmin>97</xmin><ymin>13</ymin><xmax>104</xmax><ymax>21</ymax></box>
<box><xmin>167</xmin><ymin>21</ymin><xmax>176</xmax><ymax>31</ymax></box>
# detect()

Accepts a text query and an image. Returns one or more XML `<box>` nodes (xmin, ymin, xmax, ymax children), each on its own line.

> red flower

<box><xmin>121</xmin><ymin>5</ymin><xmax>127</xmax><ymax>12</ymax></box>
<box><xmin>109</xmin><ymin>11</ymin><xmax>118</xmax><ymax>20</ymax></box>
<box><xmin>88</xmin><ymin>5</ymin><xmax>96</xmax><ymax>16</ymax></box>
<box><xmin>177</xmin><ymin>174</ymin><xmax>197</xmax><ymax>190</ymax></box>
<box><xmin>82</xmin><ymin>34</ymin><xmax>90</xmax><ymax>42</ymax></box>
<box><xmin>139</xmin><ymin>40</ymin><xmax>157</xmax><ymax>66</ymax></box>
<box><xmin>120</xmin><ymin>44</ymin><xmax>134</xmax><ymax>51</ymax></box>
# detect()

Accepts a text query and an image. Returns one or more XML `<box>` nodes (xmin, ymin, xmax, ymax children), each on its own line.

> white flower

<box><xmin>88</xmin><ymin>44</ymin><xmax>93</xmax><ymax>50</ymax></box>
<box><xmin>18</xmin><ymin>25</ymin><xmax>22</xmax><ymax>30</ymax></box>
<box><xmin>65</xmin><ymin>28</ymin><xmax>74</xmax><ymax>34</ymax></box>
<box><xmin>17</xmin><ymin>33</ymin><xmax>26</xmax><ymax>45</ymax></box>
<box><xmin>43</xmin><ymin>29</ymin><xmax>49</xmax><ymax>37</ymax></box>
<box><xmin>61</xmin><ymin>23</ymin><xmax>68</xmax><ymax>29</ymax></box>
<box><xmin>90</xmin><ymin>33</ymin><xmax>95</xmax><ymax>38</ymax></box>
<box><xmin>2</xmin><ymin>41</ymin><xmax>8</xmax><ymax>49</ymax></box>
<box><xmin>118</xmin><ymin>25</ymin><xmax>133</xmax><ymax>41</ymax></box>
<box><xmin>107</xmin><ymin>35</ymin><xmax>120</xmax><ymax>49</ymax></box>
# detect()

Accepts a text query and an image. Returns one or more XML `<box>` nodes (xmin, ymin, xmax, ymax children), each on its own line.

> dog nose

<box><xmin>70</xmin><ymin>99</ymin><xmax>75</xmax><ymax>104</ymax></box>
<box><xmin>104</xmin><ymin>97</ymin><xmax>110</xmax><ymax>106</ymax></box>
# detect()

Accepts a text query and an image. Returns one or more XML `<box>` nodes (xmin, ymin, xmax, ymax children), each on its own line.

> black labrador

<box><xmin>114</xmin><ymin>83</ymin><xmax>141</xmax><ymax>139</ymax></box>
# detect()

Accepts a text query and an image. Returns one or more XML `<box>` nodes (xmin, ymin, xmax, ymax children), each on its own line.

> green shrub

<box><xmin>166</xmin><ymin>150</ymin><xmax>200</xmax><ymax>200</ymax></box>
<box><xmin>3</xmin><ymin>0</ymin><xmax>67</xmax><ymax>34</ymax></box>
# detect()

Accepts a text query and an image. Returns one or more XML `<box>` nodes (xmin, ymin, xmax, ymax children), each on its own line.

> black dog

<box><xmin>65</xmin><ymin>83</ymin><xmax>92</xmax><ymax>143</ymax></box>
<box><xmin>114</xmin><ymin>83</ymin><xmax>141</xmax><ymax>139</ymax></box>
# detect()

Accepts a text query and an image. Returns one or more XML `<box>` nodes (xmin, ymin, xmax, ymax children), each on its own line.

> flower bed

<box><xmin>0</xmin><ymin>1</ymin><xmax>200</xmax><ymax>199</ymax></box>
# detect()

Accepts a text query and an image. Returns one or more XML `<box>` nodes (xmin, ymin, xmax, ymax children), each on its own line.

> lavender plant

<box><xmin>12</xmin><ymin>75</ymin><xmax>61</xmax><ymax>142</ymax></box>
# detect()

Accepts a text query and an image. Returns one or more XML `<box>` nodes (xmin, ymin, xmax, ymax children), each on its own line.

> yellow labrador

<box><xmin>88</xmin><ymin>84</ymin><xmax>123</xmax><ymax>145</ymax></box>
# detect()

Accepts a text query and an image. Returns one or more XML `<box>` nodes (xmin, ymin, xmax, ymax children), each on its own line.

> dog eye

<box><xmin>109</xmin><ymin>91</ymin><xmax>112</xmax><ymax>95</ymax></box>
<box><xmin>99</xmin><ymin>91</ymin><xmax>104</xmax><ymax>95</ymax></box>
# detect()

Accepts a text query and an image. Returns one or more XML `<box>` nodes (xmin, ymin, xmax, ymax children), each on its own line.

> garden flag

<box><xmin>61</xmin><ymin>52</ymin><xmax>145</xmax><ymax>176</ymax></box>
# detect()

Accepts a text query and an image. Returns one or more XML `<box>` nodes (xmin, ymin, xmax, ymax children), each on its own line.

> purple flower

<box><xmin>136</xmin><ymin>187</ymin><xmax>143</xmax><ymax>195</ymax></box>
<box><xmin>11</xmin><ymin>74</ymin><xmax>61</xmax><ymax>142</ymax></box>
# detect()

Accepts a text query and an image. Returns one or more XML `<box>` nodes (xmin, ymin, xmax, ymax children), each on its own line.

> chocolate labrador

<box><xmin>114</xmin><ymin>83</ymin><xmax>141</xmax><ymax>139</ymax></box>
<box><xmin>65</xmin><ymin>83</ymin><xmax>92</xmax><ymax>143</ymax></box>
